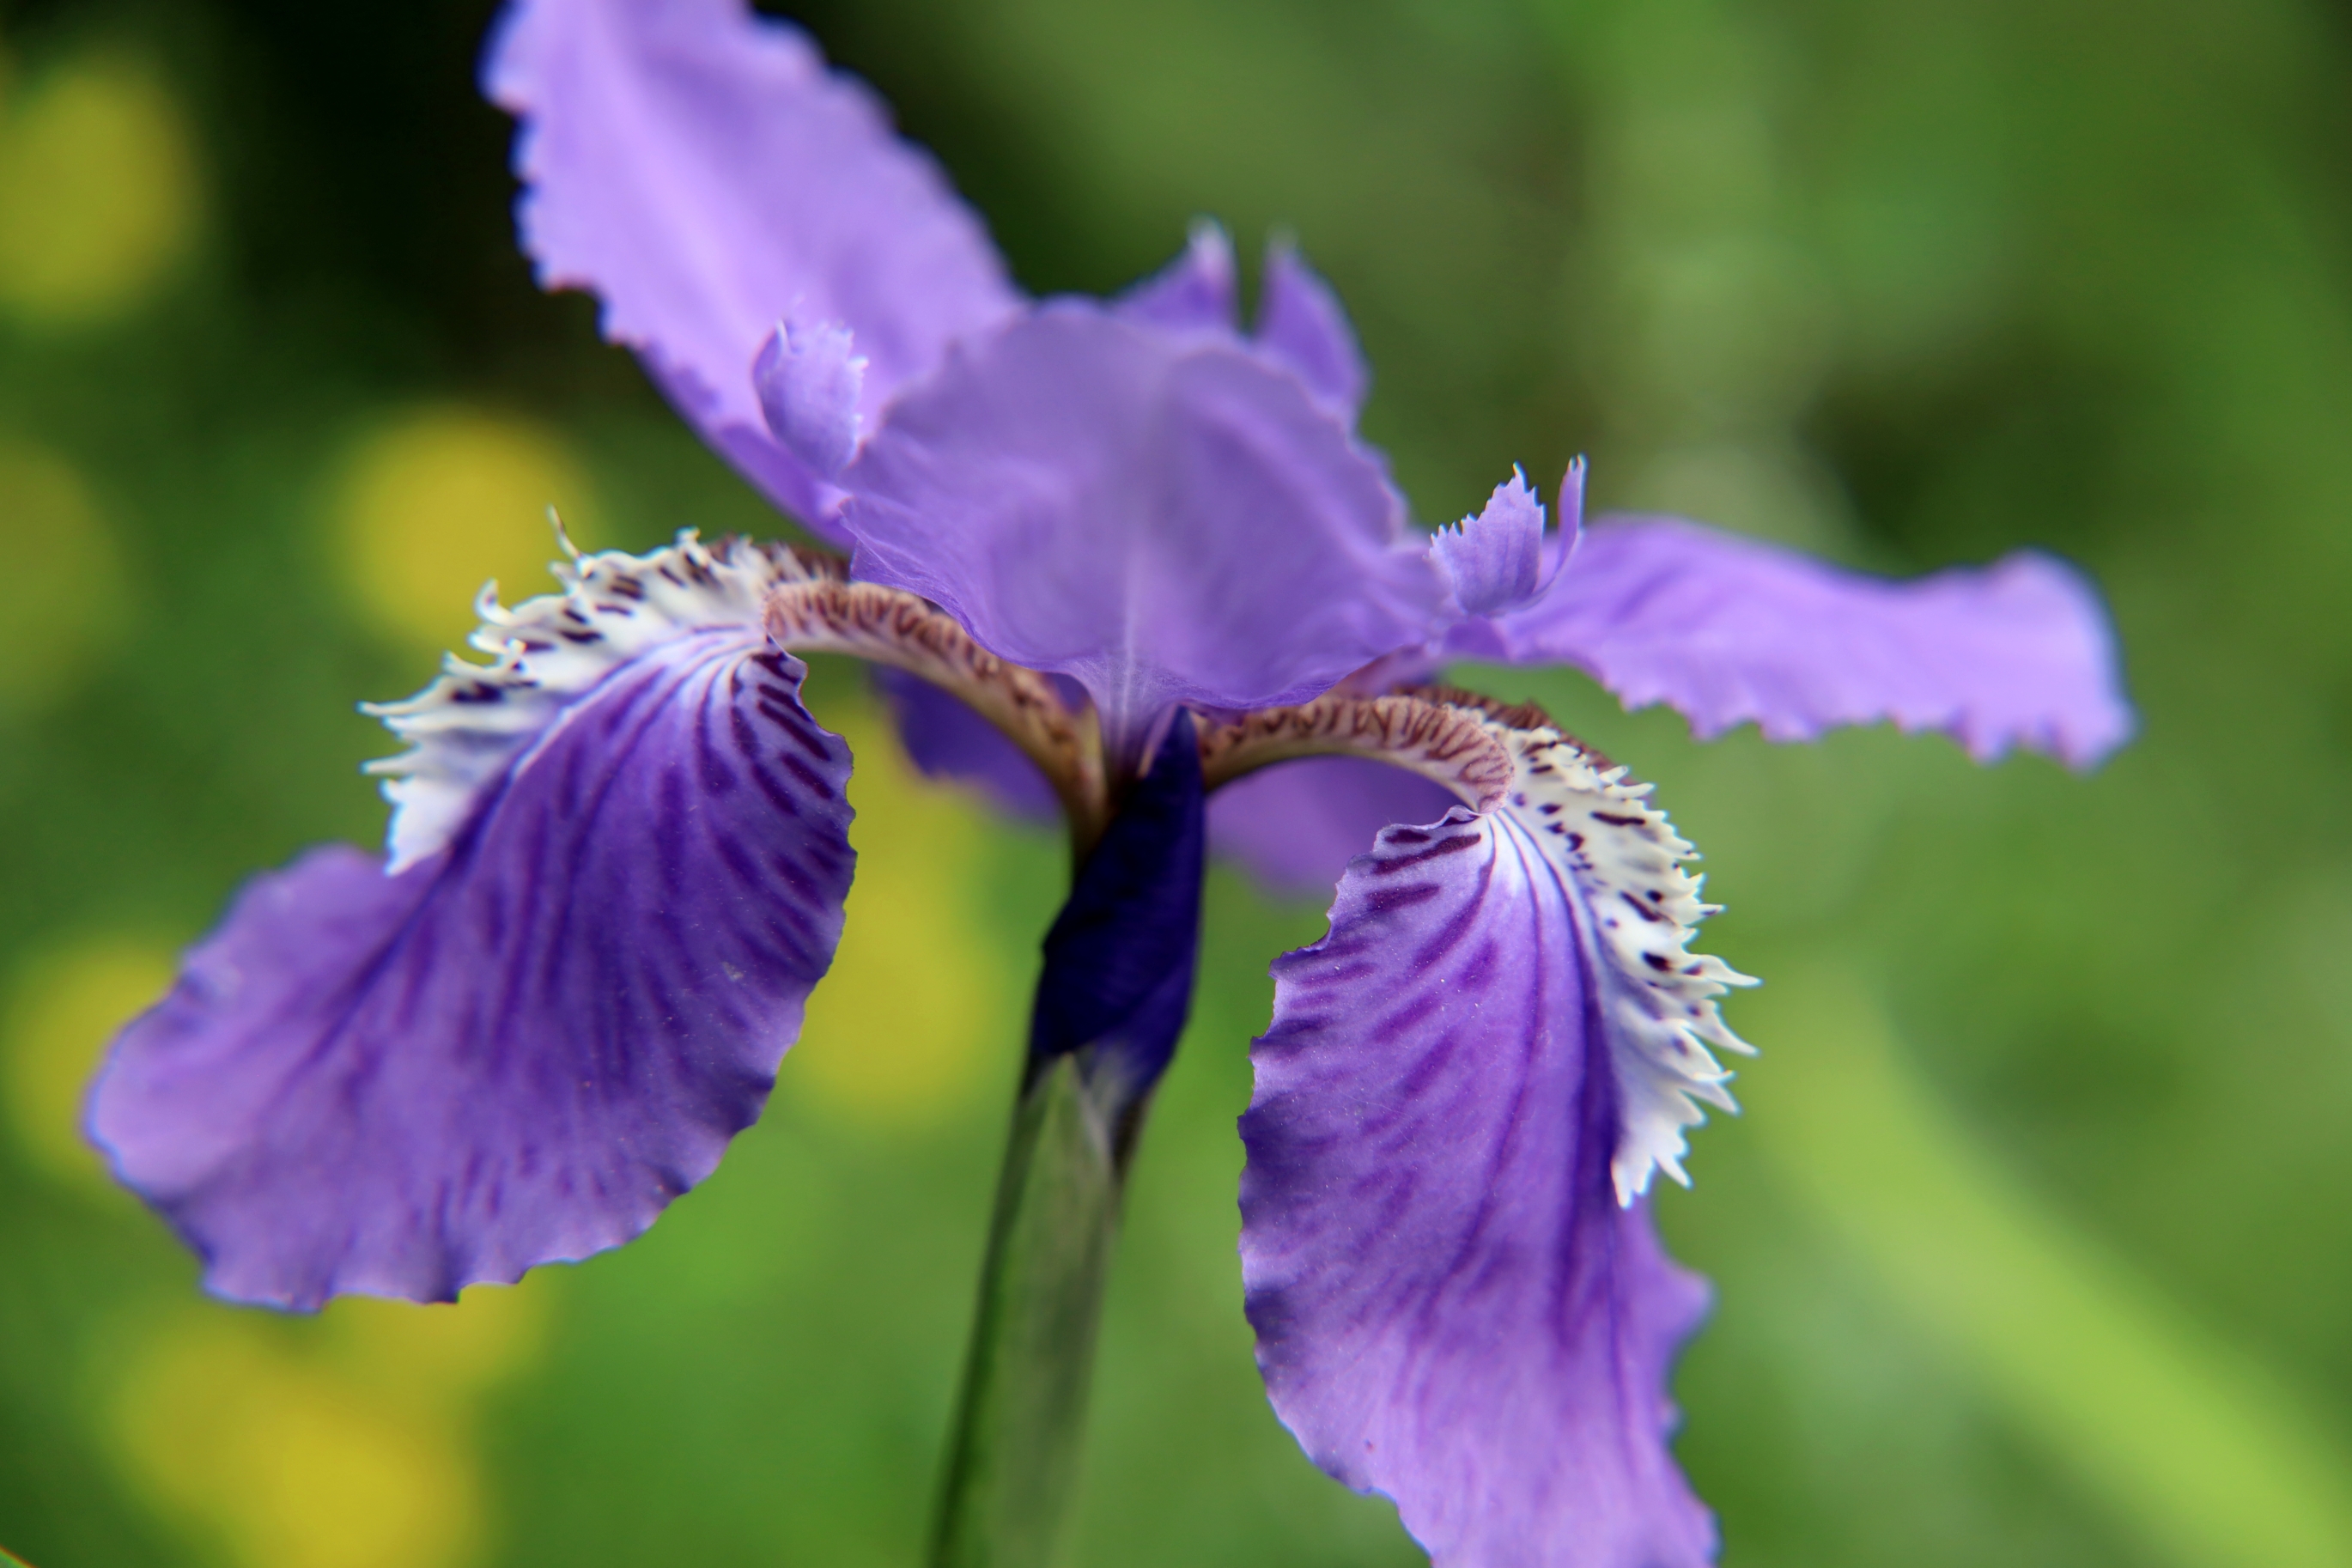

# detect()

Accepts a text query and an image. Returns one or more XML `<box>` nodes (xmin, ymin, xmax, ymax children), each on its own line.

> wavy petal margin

<box><xmin>1468</xmin><ymin>518</ymin><xmax>2132</xmax><ymax>767</ymax></box>
<box><xmin>1239</xmin><ymin>718</ymin><xmax>1747</xmax><ymax>1566</ymax></box>
<box><xmin>91</xmin><ymin>544</ymin><xmax>856</xmax><ymax>1310</ymax></box>
<box><xmin>483</xmin><ymin>0</ymin><xmax>1018</xmax><ymax>529</ymax></box>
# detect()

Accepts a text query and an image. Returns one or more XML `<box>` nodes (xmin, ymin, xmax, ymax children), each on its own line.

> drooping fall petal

<box><xmin>1240</xmin><ymin>719</ymin><xmax>1748</xmax><ymax>1566</ymax></box>
<box><xmin>89</xmin><ymin>538</ymin><xmax>856</xmax><ymax>1309</ymax></box>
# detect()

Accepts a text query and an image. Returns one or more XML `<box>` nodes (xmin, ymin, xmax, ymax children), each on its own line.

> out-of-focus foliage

<box><xmin>2</xmin><ymin>0</ymin><xmax>2349</xmax><ymax>1565</ymax></box>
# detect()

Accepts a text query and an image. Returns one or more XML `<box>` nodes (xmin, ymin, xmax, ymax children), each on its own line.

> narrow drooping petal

<box><xmin>1117</xmin><ymin>222</ymin><xmax>1237</xmax><ymax>334</ymax></box>
<box><xmin>1206</xmin><ymin>755</ymin><xmax>1456</xmax><ymax>895</ymax></box>
<box><xmin>1431</xmin><ymin>468</ymin><xmax>1548</xmax><ymax>618</ymax></box>
<box><xmin>842</xmin><ymin>304</ymin><xmax>1448</xmax><ymax>763</ymax></box>
<box><xmin>1255</xmin><ymin>243</ymin><xmax>1367</xmax><ymax>421</ymax></box>
<box><xmin>1239</xmin><ymin>719</ymin><xmax>1750</xmax><ymax>1566</ymax></box>
<box><xmin>875</xmin><ymin>665</ymin><xmax>1060</xmax><ymax>820</ymax></box>
<box><xmin>484</xmin><ymin>0</ymin><xmax>1017</xmax><ymax>529</ymax></box>
<box><xmin>91</xmin><ymin>540</ymin><xmax>856</xmax><ymax>1310</ymax></box>
<box><xmin>1464</xmin><ymin>517</ymin><xmax>2133</xmax><ymax>767</ymax></box>
<box><xmin>1028</xmin><ymin>714</ymin><xmax>1205</xmax><ymax>1140</ymax></box>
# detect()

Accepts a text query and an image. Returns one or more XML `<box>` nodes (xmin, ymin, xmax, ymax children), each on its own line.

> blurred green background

<box><xmin>3</xmin><ymin>0</ymin><xmax>2350</xmax><ymax>1564</ymax></box>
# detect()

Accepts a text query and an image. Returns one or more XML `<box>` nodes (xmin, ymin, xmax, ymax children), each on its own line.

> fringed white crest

<box><xmin>364</xmin><ymin>531</ymin><xmax>829</xmax><ymax>872</ymax></box>
<box><xmin>1484</xmin><ymin>720</ymin><xmax>1757</xmax><ymax>1205</ymax></box>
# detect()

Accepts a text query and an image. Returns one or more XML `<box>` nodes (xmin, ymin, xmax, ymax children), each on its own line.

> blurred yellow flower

<box><xmin>792</xmin><ymin>700</ymin><xmax>1012</xmax><ymax>1130</ymax></box>
<box><xmin>331</xmin><ymin>404</ymin><xmax>604</xmax><ymax>655</ymax></box>
<box><xmin>108</xmin><ymin>1279</ymin><xmax>552</xmax><ymax>1568</ymax></box>
<box><xmin>0</xmin><ymin>437</ymin><xmax>133</xmax><ymax>716</ymax></box>
<box><xmin>0</xmin><ymin>934</ymin><xmax>173</xmax><ymax>1185</ymax></box>
<box><xmin>0</xmin><ymin>49</ymin><xmax>203</xmax><ymax>325</ymax></box>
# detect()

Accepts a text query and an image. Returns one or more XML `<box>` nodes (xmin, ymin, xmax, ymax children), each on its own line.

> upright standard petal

<box><xmin>1239</xmin><ymin>718</ymin><xmax>1751</xmax><ymax>1567</ymax></box>
<box><xmin>484</xmin><ymin>0</ymin><xmax>1018</xmax><ymax>527</ymax></box>
<box><xmin>842</xmin><ymin>304</ymin><xmax>1448</xmax><ymax>765</ymax></box>
<box><xmin>1116</xmin><ymin>222</ymin><xmax>1237</xmax><ymax>335</ymax></box>
<box><xmin>1255</xmin><ymin>242</ymin><xmax>1368</xmax><ymax>421</ymax></box>
<box><xmin>1465</xmin><ymin>518</ymin><xmax>2133</xmax><ymax>767</ymax></box>
<box><xmin>90</xmin><ymin>537</ymin><xmax>856</xmax><ymax>1309</ymax></box>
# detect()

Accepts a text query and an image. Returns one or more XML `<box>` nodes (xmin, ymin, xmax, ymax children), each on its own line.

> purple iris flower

<box><xmin>85</xmin><ymin>3</ymin><xmax>2132</xmax><ymax>1564</ymax></box>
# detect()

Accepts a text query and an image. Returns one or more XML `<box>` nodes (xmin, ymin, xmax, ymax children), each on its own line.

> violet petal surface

<box><xmin>89</xmin><ymin>633</ymin><xmax>854</xmax><ymax>1310</ymax></box>
<box><xmin>1431</xmin><ymin>468</ymin><xmax>1549</xmax><ymax>618</ymax></box>
<box><xmin>1255</xmin><ymin>243</ymin><xmax>1369</xmax><ymax>421</ymax></box>
<box><xmin>484</xmin><ymin>0</ymin><xmax>1017</xmax><ymax>532</ymax></box>
<box><xmin>1240</xmin><ymin>799</ymin><xmax>1716</xmax><ymax>1568</ymax></box>
<box><xmin>1206</xmin><ymin>756</ymin><xmax>1456</xmax><ymax>896</ymax></box>
<box><xmin>1463</xmin><ymin>517</ymin><xmax>2132</xmax><ymax>767</ymax></box>
<box><xmin>1116</xmin><ymin>222</ymin><xmax>1238</xmax><ymax>335</ymax></box>
<box><xmin>1241</xmin><ymin>714</ymin><xmax>1753</xmax><ymax>1566</ymax></box>
<box><xmin>841</xmin><ymin>303</ymin><xmax>1447</xmax><ymax>762</ymax></box>
<box><xmin>874</xmin><ymin>665</ymin><xmax>1061</xmax><ymax>821</ymax></box>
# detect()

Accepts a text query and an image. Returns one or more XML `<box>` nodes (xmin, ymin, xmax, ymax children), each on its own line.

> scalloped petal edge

<box><xmin>363</xmin><ymin>530</ymin><xmax>831</xmax><ymax>872</ymax></box>
<box><xmin>1484</xmin><ymin>717</ymin><xmax>1757</xmax><ymax>1203</ymax></box>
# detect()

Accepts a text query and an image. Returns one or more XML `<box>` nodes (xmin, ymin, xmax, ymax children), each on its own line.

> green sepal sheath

<box><xmin>930</xmin><ymin>1053</ymin><xmax>1126</xmax><ymax>1568</ymax></box>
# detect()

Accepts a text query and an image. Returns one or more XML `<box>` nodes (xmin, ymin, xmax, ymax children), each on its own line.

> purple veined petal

<box><xmin>483</xmin><ymin>0</ymin><xmax>1018</xmax><ymax>534</ymax></box>
<box><xmin>89</xmin><ymin>537</ymin><xmax>856</xmax><ymax>1310</ymax></box>
<box><xmin>1240</xmin><ymin>720</ymin><xmax>1752</xmax><ymax>1565</ymax></box>
<box><xmin>755</xmin><ymin>319</ymin><xmax>866</xmax><ymax>479</ymax></box>
<box><xmin>1255</xmin><ymin>241</ymin><xmax>1368</xmax><ymax>422</ymax></box>
<box><xmin>366</xmin><ymin>532</ymin><xmax>828</xmax><ymax>872</ymax></box>
<box><xmin>841</xmin><ymin>302</ymin><xmax>1449</xmax><ymax>768</ymax></box>
<box><xmin>1116</xmin><ymin>220</ymin><xmax>1237</xmax><ymax>335</ymax></box>
<box><xmin>874</xmin><ymin>665</ymin><xmax>1060</xmax><ymax>820</ymax></box>
<box><xmin>1207</xmin><ymin>756</ymin><xmax>1456</xmax><ymax>896</ymax></box>
<box><xmin>1461</xmin><ymin>516</ymin><xmax>2134</xmax><ymax>768</ymax></box>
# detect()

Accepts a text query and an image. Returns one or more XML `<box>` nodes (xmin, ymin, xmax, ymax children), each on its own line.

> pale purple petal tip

<box><xmin>841</xmin><ymin>303</ymin><xmax>1446</xmax><ymax>763</ymax></box>
<box><xmin>1207</xmin><ymin>756</ymin><xmax>1456</xmax><ymax>895</ymax></box>
<box><xmin>1241</xmin><ymin>805</ymin><xmax>1717</xmax><ymax>1568</ymax></box>
<box><xmin>1554</xmin><ymin>455</ymin><xmax>1587</xmax><ymax>568</ymax></box>
<box><xmin>483</xmin><ymin>0</ymin><xmax>1017</xmax><ymax>524</ymax></box>
<box><xmin>1116</xmin><ymin>221</ymin><xmax>1237</xmax><ymax>334</ymax></box>
<box><xmin>755</xmin><ymin>319</ymin><xmax>866</xmax><ymax>478</ymax></box>
<box><xmin>1255</xmin><ymin>242</ymin><xmax>1368</xmax><ymax>419</ymax></box>
<box><xmin>1469</xmin><ymin>517</ymin><xmax>2134</xmax><ymax>768</ymax></box>
<box><xmin>89</xmin><ymin>637</ymin><xmax>856</xmax><ymax>1310</ymax></box>
<box><xmin>1431</xmin><ymin>467</ymin><xmax>1547</xmax><ymax>617</ymax></box>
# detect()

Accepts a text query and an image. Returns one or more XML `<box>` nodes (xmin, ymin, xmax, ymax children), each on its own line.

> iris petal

<box><xmin>874</xmin><ymin>665</ymin><xmax>1061</xmax><ymax>821</ymax></box>
<box><xmin>90</xmin><ymin>577</ymin><xmax>855</xmax><ymax>1310</ymax></box>
<box><xmin>1465</xmin><ymin>516</ymin><xmax>2133</xmax><ymax>767</ymax></box>
<box><xmin>842</xmin><ymin>304</ymin><xmax>1447</xmax><ymax>763</ymax></box>
<box><xmin>1431</xmin><ymin>468</ymin><xmax>1548</xmax><ymax>618</ymax></box>
<box><xmin>1206</xmin><ymin>756</ymin><xmax>1455</xmax><ymax>896</ymax></box>
<box><xmin>483</xmin><ymin>0</ymin><xmax>1017</xmax><ymax>532</ymax></box>
<box><xmin>1115</xmin><ymin>222</ymin><xmax>1237</xmax><ymax>335</ymax></box>
<box><xmin>1239</xmin><ymin>717</ymin><xmax>1744</xmax><ymax>1566</ymax></box>
<box><xmin>1255</xmin><ymin>242</ymin><xmax>1369</xmax><ymax>421</ymax></box>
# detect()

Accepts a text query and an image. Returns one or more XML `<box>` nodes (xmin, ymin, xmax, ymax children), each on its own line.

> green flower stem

<box><xmin>930</xmin><ymin>1053</ymin><xmax>1131</xmax><ymax>1568</ymax></box>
